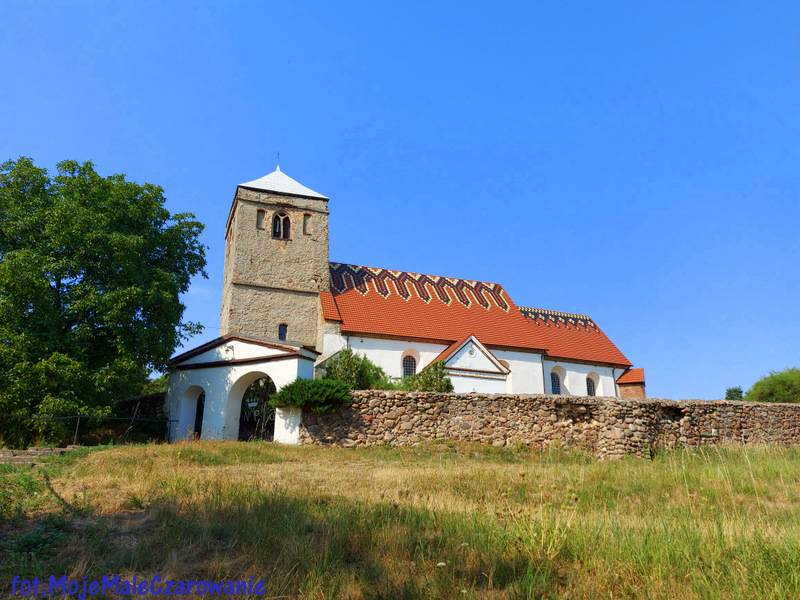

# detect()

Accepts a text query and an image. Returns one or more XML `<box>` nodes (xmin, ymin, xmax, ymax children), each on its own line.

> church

<box><xmin>166</xmin><ymin>167</ymin><xmax>645</xmax><ymax>442</ymax></box>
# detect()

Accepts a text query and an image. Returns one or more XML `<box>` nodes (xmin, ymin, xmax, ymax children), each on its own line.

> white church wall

<box><xmin>317</xmin><ymin>332</ymin><xmax>620</xmax><ymax>398</ymax></box>
<box><xmin>321</xmin><ymin>331</ymin><xmax>348</xmax><ymax>359</ymax></box>
<box><xmin>492</xmin><ymin>349</ymin><xmax>545</xmax><ymax>394</ymax></box>
<box><xmin>179</xmin><ymin>339</ymin><xmax>285</xmax><ymax>366</ymax></box>
<box><xmin>542</xmin><ymin>359</ymin><xmax>618</xmax><ymax>398</ymax></box>
<box><xmin>274</xmin><ymin>406</ymin><xmax>302</xmax><ymax>444</ymax></box>
<box><xmin>347</xmin><ymin>336</ymin><xmax>448</xmax><ymax>379</ymax></box>
<box><xmin>448</xmin><ymin>372</ymin><xmax>506</xmax><ymax>394</ymax></box>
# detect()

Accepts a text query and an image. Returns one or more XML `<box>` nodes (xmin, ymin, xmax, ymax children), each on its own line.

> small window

<box><xmin>256</xmin><ymin>209</ymin><xmax>266</xmax><ymax>230</ymax></box>
<box><xmin>586</xmin><ymin>377</ymin><xmax>596</xmax><ymax>396</ymax></box>
<box><xmin>550</xmin><ymin>372</ymin><xmax>562</xmax><ymax>395</ymax></box>
<box><xmin>278</xmin><ymin>324</ymin><xmax>288</xmax><ymax>341</ymax></box>
<box><xmin>303</xmin><ymin>213</ymin><xmax>311</xmax><ymax>235</ymax></box>
<box><xmin>402</xmin><ymin>355</ymin><xmax>417</xmax><ymax>378</ymax></box>
<box><xmin>272</xmin><ymin>213</ymin><xmax>290</xmax><ymax>239</ymax></box>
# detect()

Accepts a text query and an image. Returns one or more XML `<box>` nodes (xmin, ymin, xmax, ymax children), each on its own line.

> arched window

<box><xmin>278</xmin><ymin>323</ymin><xmax>288</xmax><ymax>341</ymax></box>
<box><xmin>586</xmin><ymin>376</ymin><xmax>596</xmax><ymax>396</ymax></box>
<box><xmin>303</xmin><ymin>213</ymin><xmax>312</xmax><ymax>235</ymax></box>
<box><xmin>272</xmin><ymin>213</ymin><xmax>290</xmax><ymax>239</ymax></box>
<box><xmin>402</xmin><ymin>355</ymin><xmax>417</xmax><ymax>378</ymax></box>
<box><xmin>550</xmin><ymin>371</ymin><xmax>562</xmax><ymax>395</ymax></box>
<box><xmin>256</xmin><ymin>209</ymin><xmax>266</xmax><ymax>230</ymax></box>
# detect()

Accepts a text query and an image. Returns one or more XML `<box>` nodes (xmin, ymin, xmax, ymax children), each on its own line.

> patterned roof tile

<box><xmin>322</xmin><ymin>263</ymin><xmax>632</xmax><ymax>367</ymax></box>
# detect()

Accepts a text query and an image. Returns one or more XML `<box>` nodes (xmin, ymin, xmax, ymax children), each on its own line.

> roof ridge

<box><xmin>519</xmin><ymin>306</ymin><xmax>598</xmax><ymax>330</ymax></box>
<box><xmin>329</xmin><ymin>262</ymin><xmax>502</xmax><ymax>287</ymax></box>
<box><xmin>519</xmin><ymin>306</ymin><xmax>594</xmax><ymax>321</ymax></box>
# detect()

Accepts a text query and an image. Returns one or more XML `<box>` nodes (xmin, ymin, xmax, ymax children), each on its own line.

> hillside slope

<box><xmin>2</xmin><ymin>442</ymin><xmax>800</xmax><ymax>598</ymax></box>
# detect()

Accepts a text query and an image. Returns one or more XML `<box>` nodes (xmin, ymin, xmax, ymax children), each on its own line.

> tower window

<box><xmin>256</xmin><ymin>209</ymin><xmax>266</xmax><ymax>230</ymax></box>
<box><xmin>402</xmin><ymin>355</ymin><xmax>417</xmax><ymax>378</ymax></box>
<box><xmin>278</xmin><ymin>323</ymin><xmax>288</xmax><ymax>341</ymax></box>
<box><xmin>550</xmin><ymin>372</ymin><xmax>562</xmax><ymax>395</ymax></box>
<box><xmin>586</xmin><ymin>376</ymin><xmax>596</xmax><ymax>396</ymax></box>
<box><xmin>272</xmin><ymin>213</ymin><xmax>290</xmax><ymax>239</ymax></box>
<box><xmin>303</xmin><ymin>213</ymin><xmax>311</xmax><ymax>235</ymax></box>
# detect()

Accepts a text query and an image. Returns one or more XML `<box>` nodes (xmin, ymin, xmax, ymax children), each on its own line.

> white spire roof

<box><xmin>238</xmin><ymin>165</ymin><xmax>328</xmax><ymax>199</ymax></box>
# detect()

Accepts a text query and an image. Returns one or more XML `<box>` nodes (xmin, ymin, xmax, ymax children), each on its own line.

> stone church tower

<box><xmin>220</xmin><ymin>166</ymin><xmax>329</xmax><ymax>349</ymax></box>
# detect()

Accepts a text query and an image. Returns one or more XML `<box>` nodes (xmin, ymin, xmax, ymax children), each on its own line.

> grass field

<box><xmin>2</xmin><ymin>441</ymin><xmax>800</xmax><ymax>599</ymax></box>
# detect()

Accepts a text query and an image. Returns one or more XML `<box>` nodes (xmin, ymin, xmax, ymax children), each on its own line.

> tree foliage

<box><xmin>322</xmin><ymin>348</ymin><xmax>455</xmax><ymax>392</ymax></box>
<box><xmin>141</xmin><ymin>374</ymin><xmax>170</xmax><ymax>395</ymax></box>
<box><xmin>725</xmin><ymin>386</ymin><xmax>744</xmax><ymax>400</ymax></box>
<box><xmin>269</xmin><ymin>378</ymin><xmax>352</xmax><ymax>414</ymax></box>
<box><xmin>322</xmin><ymin>348</ymin><xmax>393</xmax><ymax>390</ymax></box>
<box><xmin>400</xmin><ymin>361</ymin><xmax>454</xmax><ymax>393</ymax></box>
<box><xmin>0</xmin><ymin>157</ymin><xmax>206</xmax><ymax>446</ymax></box>
<box><xmin>747</xmin><ymin>369</ymin><xmax>800</xmax><ymax>404</ymax></box>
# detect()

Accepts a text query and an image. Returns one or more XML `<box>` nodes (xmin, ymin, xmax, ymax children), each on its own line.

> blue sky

<box><xmin>2</xmin><ymin>1</ymin><xmax>799</xmax><ymax>399</ymax></box>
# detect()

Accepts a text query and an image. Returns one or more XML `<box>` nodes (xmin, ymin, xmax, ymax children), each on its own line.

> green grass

<box><xmin>1</xmin><ymin>442</ymin><xmax>800</xmax><ymax>598</ymax></box>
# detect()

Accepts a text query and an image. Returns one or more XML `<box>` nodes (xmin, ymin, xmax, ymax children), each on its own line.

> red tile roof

<box><xmin>435</xmin><ymin>339</ymin><xmax>466</xmax><ymax>363</ymax></box>
<box><xmin>617</xmin><ymin>367</ymin><xmax>645</xmax><ymax>384</ymax></box>
<box><xmin>324</xmin><ymin>263</ymin><xmax>549</xmax><ymax>352</ymax></box>
<box><xmin>322</xmin><ymin>263</ymin><xmax>633</xmax><ymax>367</ymax></box>
<box><xmin>519</xmin><ymin>307</ymin><xmax>631</xmax><ymax>366</ymax></box>
<box><xmin>319</xmin><ymin>291</ymin><xmax>342</xmax><ymax>322</ymax></box>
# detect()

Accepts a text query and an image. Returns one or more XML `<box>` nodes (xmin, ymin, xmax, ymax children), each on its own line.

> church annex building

<box><xmin>166</xmin><ymin>167</ymin><xmax>646</xmax><ymax>442</ymax></box>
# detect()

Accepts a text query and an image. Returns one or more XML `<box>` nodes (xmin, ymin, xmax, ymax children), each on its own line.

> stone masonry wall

<box><xmin>299</xmin><ymin>391</ymin><xmax>800</xmax><ymax>459</ymax></box>
<box><xmin>220</xmin><ymin>187</ymin><xmax>329</xmax><ymax>348</ymax></box>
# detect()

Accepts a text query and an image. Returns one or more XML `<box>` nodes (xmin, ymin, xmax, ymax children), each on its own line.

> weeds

<box><xmin>0</xmin><ymin>442</ymin><xmax>799</xmax><ymax>598</ymax></box>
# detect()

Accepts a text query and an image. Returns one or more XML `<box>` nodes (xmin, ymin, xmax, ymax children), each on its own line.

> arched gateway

<box><xmin>165</xmin><ymin>335</ymin><xmax>317</xmax><ymax>442</ymax></box>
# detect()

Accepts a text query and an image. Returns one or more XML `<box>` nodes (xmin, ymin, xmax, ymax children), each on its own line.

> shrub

<box><xmin>321</xmin><ymin>349</ymin><xmax>454</xmax><ymax>392</ymax></box>
<box><xmin>400</xmin><ymin>362</ymin><xmax>454</xmax><ymax>393</ymax></box>
<box><xmin>323</xmin><ymin>348</ymin><xmax>394</xmax><ymax>390</ymax></box>
<box><xmin>268</xmin><ymin>379</ymin><xmax>352</xmax><ymax>414</ymax></box>
<box><xmin>725</xmin><ymin>386</ymin><xmax>744</xmax><ymax>400</ymax></box>
<box><xmin>747</xmin><ymin>369</ymin><xmax>800</xmax><ymax>404</ymax></box>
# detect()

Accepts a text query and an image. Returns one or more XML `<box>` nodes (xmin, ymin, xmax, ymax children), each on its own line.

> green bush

<box><xmin>725</xmin><ymin>386</ymin><xmax>744</xmax><ymax>400</ymax></box>
<box><xmin>747</xmin><ymin>369</ymin><xmax>800</xmax><ymax>404</ymax></box>
<box><xmin>400</xmin><ymin>361</ymin><xmax>454</xmax><ymax>393</ymax></box>
<box><xmin>321</xmin><ymin>349</ymin><xmax>454</xmax><ymax>393</ymax></box>
<box><xmin>269</xmin><ymin>379</ymin><xmax>352</xmax><ymax>414</ymax></box>
<box><xmin>322</xmin><ymin>348</ymin><xmax>394</xmax><ymax>390</ymax></box>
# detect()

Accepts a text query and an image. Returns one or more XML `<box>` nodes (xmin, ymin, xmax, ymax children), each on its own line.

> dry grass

<box><xmin>2</xmin><ymin>441</ymin><xmax>800</xmax><ymax>598</ymax></box>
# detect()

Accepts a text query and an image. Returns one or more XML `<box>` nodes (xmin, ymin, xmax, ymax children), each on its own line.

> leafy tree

<box><xmin>322</xmin><ymin>348</ymin><xmax>393</xmax><ymax>389</ymax></box>
<box><xmin>322</xmin><ymin>348</ymin><xmax>455</xmax><ymax>392</ymax></box>
<box><xmin>141</xmin><ymin>374</ymin><xmax>170</xmax><ymax>395</ymax></box>
<box><xmin>269</xmin><ymin>378</ymin><xmax>352</xmax><ymax>414</ymax></box>
<box><xmin>400</xmin><ymin>361</ymin><xmax>454</xmax><ymax>392</ymax></box>
<box><xmin>0</xmin><ymin>157</ymin><xmax>206</xmax><ymax>447</ymax></box>
<box><xmin>747</xmin><ymin>369</ymin><xmax>800</xmax><ymax>404</ymax></box>
<box><xmin>725</xmin><ymin>386</ymin><xmax>744</xmax><ymax>400</ymax></box>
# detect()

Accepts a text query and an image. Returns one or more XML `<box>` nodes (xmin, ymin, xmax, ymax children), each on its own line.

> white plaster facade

<box><xmin>542</xmin><ymin>359</ymin><xmax>619</xmax><ymax>398</ymax></box>
<box><xmin>320</xmin><ymin>331</ymin><xmax>619</xmax><ymax>397</ymax></box>
<box><xmin>166</xmin><ymin>337</ymin><xmax>316</xmax><ymax>442</ymax></box>
<box><xmin>343</xmin><ymin>336</ymin><xmax>448</xmax><ymax>378</ymax></box>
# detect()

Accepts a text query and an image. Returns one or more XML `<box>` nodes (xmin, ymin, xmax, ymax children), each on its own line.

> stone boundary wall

<box><xmin>299</xmin><ymin>391</ymin><xmax>800</xmax><ymax>458</ymax></box>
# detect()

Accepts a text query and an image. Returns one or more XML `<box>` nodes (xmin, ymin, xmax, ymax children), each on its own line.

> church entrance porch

<box><xmin>237</xmin><ymin>376</ymin><xmax>277</xmax><ymax>441</ymax></box>
<box><xmin>165</xmin><ymin>335</ymin><xmax>317</xmax><ymax>442</ymax></box>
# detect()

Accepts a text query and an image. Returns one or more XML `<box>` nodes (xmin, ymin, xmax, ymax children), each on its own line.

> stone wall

<box><xmin>299</xmin><ymin>391</ymin><xmax>800</xmax><ymax>458</ymax></box>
